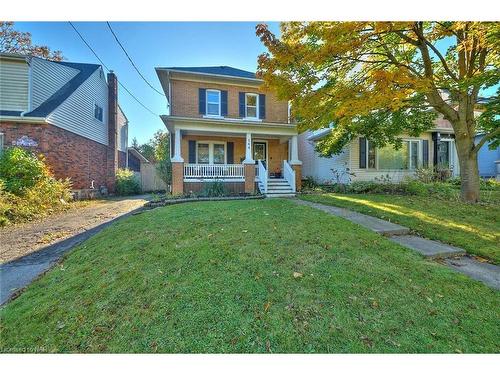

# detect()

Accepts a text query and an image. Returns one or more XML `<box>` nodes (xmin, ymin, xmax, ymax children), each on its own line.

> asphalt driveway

<box><xmin>0</xmin><ymin>195</ymin><xmax>150</xmax><ymax>305</ymax></box>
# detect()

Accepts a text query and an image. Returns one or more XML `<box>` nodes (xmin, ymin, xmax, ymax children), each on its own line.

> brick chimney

<box><xmin>106</xmin><ymin>71</ymin><xmax>119</xmax><ymax>192</ymax></box>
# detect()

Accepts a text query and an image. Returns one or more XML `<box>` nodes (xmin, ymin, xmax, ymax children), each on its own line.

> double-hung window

<box><xmin>206</xmin><ymin>90</ymin><xmax>221</xmax><ymax>116</ymax></box>
<box><xmin>245</xmin><ymin>93</ymin><xmax>258</xmax><ymax>119</ymax></box>
<box><xmin>196</xmin><ymin>142</ymin><xmax>225</xmax><ymax>164</ymax></box>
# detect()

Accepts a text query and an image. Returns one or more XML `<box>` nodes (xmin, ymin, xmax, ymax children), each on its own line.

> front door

<box><xmin>253</xmin><ymin>142</ymin><xmax>267</xmax><ymax>168</ymax></box>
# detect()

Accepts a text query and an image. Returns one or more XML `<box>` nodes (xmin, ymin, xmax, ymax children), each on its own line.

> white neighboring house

<box><xmin>298</xmin><ymin>120</ymin><xmax>460</xmax><ymax>184</ymax></box>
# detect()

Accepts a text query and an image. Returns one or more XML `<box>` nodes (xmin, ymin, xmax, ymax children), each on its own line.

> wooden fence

<box><xmin>133</xmin><ymin>163</ymin><xmax>168</xmax><ymax>192</ymax></box>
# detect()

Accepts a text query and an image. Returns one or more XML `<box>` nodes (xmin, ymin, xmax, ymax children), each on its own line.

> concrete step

<box><xmin>266</xmin><ymin>193</ymin><xmax>296</xmax><ymax>198</ymax></box>
<box><xmin>390</xmin><ymin>235</ymin><xmax>466</xmax><ymax>258</ymax></box>
<box><xmin>267</xmin><ymin>187</ymin><xmax>294</xmax><ymax>192</ymax></box>
<box><xmin>444</xmin><ymin>256</ymin><xmax>500</xmax><ymax>290</ymax></box>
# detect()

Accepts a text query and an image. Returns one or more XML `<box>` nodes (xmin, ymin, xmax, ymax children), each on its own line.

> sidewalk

<box><xmin>294</xmin><ymin>199</ymin><xmax>500</xmax><ymax>290</ymax></box>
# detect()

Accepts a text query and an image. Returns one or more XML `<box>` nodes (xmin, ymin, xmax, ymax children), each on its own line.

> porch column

<box><xmin>243</xmin><ymin>132</ymin><xmax>255</xmax><ymax>194</ymax></box>
<box><xmin>171</xmin><ymin>128</ymin><xmax>184</xmax><ymax>195</ymax></box>
<box><xmin>289</xmin><ymin>135</ymin><xmax>302</xmax><ymax>191</ymax></box>
<box><xmin>243</xmin><ymin>132</ymin><xmax>254</xmax><ymax>164</ymax></box>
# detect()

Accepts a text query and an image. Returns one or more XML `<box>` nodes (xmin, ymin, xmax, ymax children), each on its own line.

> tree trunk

<box><xmin>454</xmin><ymin>135</ymin><xmax>480</xmax><ymax>203</ymax></box>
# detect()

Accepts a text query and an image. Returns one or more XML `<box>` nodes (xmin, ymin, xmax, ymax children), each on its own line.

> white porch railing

<box><xmin>184</xmin><ymin>164</ymin><xmax>244</xmax><ymax>180</ymax></box>
<box><xmin>258</xmin><ymin>160</ymin><xmax>268</xmax><ymax>194</ymax></box>
<box><xmin>283</xmin><ymin>160</ymin><xmax>296</xmax><ymax>192</ymax></box>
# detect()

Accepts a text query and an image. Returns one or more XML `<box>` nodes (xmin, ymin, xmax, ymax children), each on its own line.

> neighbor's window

<box><xmin>213</xmin><ymin>143</ymin><xmax>225</xmax><ymax>164</ymax></box>
<box><xmin>245</xmin><ymin>93</ymin><xmax>258</xmax><ymax>119</ymax></box>
<box><xmin>206</xmin><ymin>90</ymin><xmax>221</xmax><ymax>116</ymax></box>
<box><xmin>378</xmin><ymin>140</ymin><xmax>421</xmax><ymax>170</ymax></box>
<box><xmin>94</xmin><ymin>104</ymin><xmax>103</xmax><ymax>122</ymax></box>
<box><xmin>0</xmin><ymin>133</ymin><xmax>4</xmax><ymax>155</ymax></box>
<box><xmin>197</xmin><ymin>143</ymin><xmax>210</xmax><ymax>164</ymax></box>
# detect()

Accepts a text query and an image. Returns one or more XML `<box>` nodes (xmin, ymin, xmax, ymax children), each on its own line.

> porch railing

<box><xmin>283</xmin><ymin>160</ymin><xmax>296</xmax><ymax>192</ymax></box>
<box><xmin>184</xmin><ymin>164</ymin><xmax>244</xmax><ymax>180</ymax></box>
<box><xmin>258</xmin><ymin>160</ymin><xmax>268</xmax><ymax>194</ymax></box>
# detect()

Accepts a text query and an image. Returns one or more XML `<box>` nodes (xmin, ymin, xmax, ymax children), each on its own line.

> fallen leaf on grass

<box><xmin>266</xmin><ymin>340</ymin><xmax>271</xmax><ymax>352</ymax></box>
<box><xmin>264</xmin><ymin>301</ymin><xmax>271</xmax><ymax>312</ymax></box>
<box><xmin>293</xmin><ymin>272</ymin><xmax>303</xmax><ymax>279</ymax></box>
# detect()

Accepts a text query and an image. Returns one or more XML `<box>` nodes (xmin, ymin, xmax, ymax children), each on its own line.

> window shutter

<box><xmin>199</xmin><ymin>88</ymin><xmax>206</xmax><ymax>115</ymax></box>
<box><xmin>359</xmin><ymin>137</ymin><xmax>367</xmax><ymax>169</ymax></box>
<box><xmin>239</xmin><ymin>92</ymin><xmax>245</xmax><ymax>117</ymax></box>
<box><xmin>188</xmin><ymin>140</ymin><xmax>196</xmax><ymax>163</ymax></box>
<box><xmin>221</xmin><ymin>90</ymin><xmax>228</xmax><ymax>116</ymax></box>
<box><xmin>422</xmin><ymin>140</ymin><xmax>429</xmax><ymax>167</ymax></box>
<box><xmin>259</xmin><ymin>94</ymin><xmax>266</xmax><ymax>119</ymax></box>
<box><xmin>227</xmin><ymin>142</ymin><xmax>234</xmax><ymax>164</ymax></box>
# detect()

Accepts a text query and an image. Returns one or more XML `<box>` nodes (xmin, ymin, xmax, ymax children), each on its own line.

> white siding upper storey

<box><xmin>0</xmin><ymin>55</ymin><xmax>114</xmax><ymax>146</ymax></box>
<box><xmin>0</xmin><ymin>57</ymin><xmax>29</xmax><ymax>112</ymax></box>
<box><xmin>31</xmin><ymin>57</ymin><xmax>79</xmax><ymax>110</ymax></box>
<box><xmin>48</xmin><ymin>67</ymin><xmax>109</xmax><ymax>145</ymax></box>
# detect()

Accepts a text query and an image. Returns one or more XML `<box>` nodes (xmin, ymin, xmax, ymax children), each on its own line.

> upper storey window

<box><xmin>206</xmin><ymin>89</ymin><xmax>221</xmax><ymax>116</ymax></box>
<box><xmin>245</xmin><ymin>93</ymin><xmax>258</xmax><ymax>119</ymax></box>
<box><xmin>94</xmin><ymin>104</ymin><xmax>103</xmax><ymax>122</ymax></box>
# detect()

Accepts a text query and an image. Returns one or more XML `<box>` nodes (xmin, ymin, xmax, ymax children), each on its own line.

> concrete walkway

<box><xmin>295</xmin><ymin>199</ymin><xmax>500</xmax><ymax>290</ymax></box>
<box><xmin>0</xmin><ymin>195</ymin><xmax>150</xmax><ymax>305</ymax></box>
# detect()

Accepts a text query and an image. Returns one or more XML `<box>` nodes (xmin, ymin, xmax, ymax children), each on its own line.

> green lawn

<box><xmin>299</xmin><ymin>193</ymin><xmax>500</xmax><ymax>264</ymax></box>
<box><xmin>1</xmin><ymin>199</ymin><xmax>499</xmax><ymax>353</ymax></box>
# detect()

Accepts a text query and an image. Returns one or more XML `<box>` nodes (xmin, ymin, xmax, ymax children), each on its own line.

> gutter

<box><xmin>0</xmin><ymin>116</ymin><xmax>47</xmax><ymax>124</ymax></box>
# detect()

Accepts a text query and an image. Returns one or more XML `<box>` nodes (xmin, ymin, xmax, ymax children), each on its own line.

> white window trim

<box><xmin>195</xmin><ymin>140</ymin><xmax>227</xmax><ymax>164</ymax></box>
<box><xmin>206</xmin><ymin>89</ymin><xmax>221</xmax><ymax>117</ymax></box>
<box><xmin>245</xmin><ymin>93</ymin><xmax>259</xmax><ymax>120</ymax></box>
<box><xmin>372</xmin><ymin>139</ymin><xmax>423</xmax><ymax>171</ymax></box>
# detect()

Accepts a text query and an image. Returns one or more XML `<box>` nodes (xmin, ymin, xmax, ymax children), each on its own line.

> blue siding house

<box><xmin>475</xmin><ymin>134</ymin><xmax>499</xmax><ymax>178</ymax></box>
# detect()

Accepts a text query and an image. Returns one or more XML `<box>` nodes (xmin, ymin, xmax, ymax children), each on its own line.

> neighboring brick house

<box><xmin>155</xmin><ymin>66</ymin><xmax>301</xmax><ymax>197</ymax></box>
<box><xmin>0</xmin><ymin>53</ymin><xmax>128</xmax><ymax>192</ymax></box>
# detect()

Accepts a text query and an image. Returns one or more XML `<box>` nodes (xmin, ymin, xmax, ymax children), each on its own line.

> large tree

<box><xmin>0</xmin><ymin>21</ymin><xmax>63</xmax><ymax>61</ymax></box>
<box><xmin>256</xmin><ymin>22</ymin><xmax>499</xmax><ymax>202</ymax></box>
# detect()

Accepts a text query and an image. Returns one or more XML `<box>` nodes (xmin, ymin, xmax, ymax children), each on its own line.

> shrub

<box><xmin>0</xmin><ymin>148</ymin><xmax>73</xmax><ymax>226</ymax></box>
<box><xmin>302</xmin><ymin>176</ymin><xmax>319</xmax><ymax>190</ymax></box>
<box><xmin>115</xmin><ymin>168</ymin><xmax>141</xmax><ymax>196</ymax></box>
<box><xmin>201</xmin><ymin>180</ymin><xmax>227</xmax><ymax>197</ymax></box>
<box><xmin>0</xmin><ymin>147</ymin><xmax>49</xmax><ymax>194</ymax></box>
<box><xmin>414</xmin><ymin>167</ymin><xmax>436</xmax><ymax>183</ymax></box>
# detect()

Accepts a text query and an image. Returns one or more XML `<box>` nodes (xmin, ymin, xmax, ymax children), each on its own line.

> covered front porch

<box><xmin>168</xmin><ymin>124</ymin><xmax>302</xmax><ymax>196</ymax></box>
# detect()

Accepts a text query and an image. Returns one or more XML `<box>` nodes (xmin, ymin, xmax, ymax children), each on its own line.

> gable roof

<box><xmin>25</xmin><ymin>60</ymin><xmax>101</xmax><ymax>118</ymax></box>
<box><xmin>159</xmin><ymin>66</ymin><xmax>257</xmax><ymax>80</ymax></box>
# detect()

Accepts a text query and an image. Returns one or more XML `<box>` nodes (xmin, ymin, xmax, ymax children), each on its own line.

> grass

<box><xmin>1</xmin><ymin>199</ymin><xmax>499</xmax><ymax>353</ymax></box>
<box><xmin>299</xmin><ymin>193</ymin><xmax>500</xmax><ymax>264</ymax></box>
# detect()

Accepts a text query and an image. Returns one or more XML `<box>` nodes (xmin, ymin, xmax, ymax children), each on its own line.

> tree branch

<box><xmin>473</xmin><ymin>126</ymin><xmax>500</xmax><ymax>153</ymax></box>
<box><xmin>423</xmin><ymin>39</ymin><xmax>459</xmax><ymax>81</ymax></box>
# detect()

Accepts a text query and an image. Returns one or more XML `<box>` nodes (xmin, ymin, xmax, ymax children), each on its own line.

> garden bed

<box><xmin>145</xmin><ymin>194</ymin><xmax>264</xmax><ymax>208</ymax></box>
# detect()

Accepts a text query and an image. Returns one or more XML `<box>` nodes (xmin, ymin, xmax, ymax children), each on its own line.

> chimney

<box><xmin>106</xmin><ymin>71</ymin><xmax>119</xmax><ymax>192</ymax></box>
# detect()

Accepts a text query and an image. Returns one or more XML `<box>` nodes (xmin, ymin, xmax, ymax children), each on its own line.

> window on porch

<box><xmin>196</xmin><ymin>142</ymin><xmax>226</xmax><ymax>164</ymax></box>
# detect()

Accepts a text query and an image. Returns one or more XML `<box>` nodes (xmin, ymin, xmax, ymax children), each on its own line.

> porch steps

<box><xmin>261</xmin><ymin>178</ymin><xmax>296</xmax><ymax>198</ymax></box>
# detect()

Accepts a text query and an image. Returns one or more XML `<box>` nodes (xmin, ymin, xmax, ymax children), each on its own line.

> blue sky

<box><xmin>14</xmin><ymin>22</ymin><xmax>497</xmax><ymax>145</ymax></box>
<box><xmin>15</xmin><ymin>22</ymin><xmax>280</xmax><ymax>144</ymax></box>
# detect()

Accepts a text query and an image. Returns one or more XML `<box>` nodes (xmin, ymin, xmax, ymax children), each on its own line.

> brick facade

<box><xmin>170</xmin><ymin>79</ymin><xmax>289</xmax><ymax>123</ymax></box>
<box><xmin>181</xmin><ymin>134</ymin><xmax>289</xmax><ymax>174</ymax></box>
<box><xmin>0</xmin><ymin>121</ymin><xmax>111</xmax><ymax>190</ymax></box>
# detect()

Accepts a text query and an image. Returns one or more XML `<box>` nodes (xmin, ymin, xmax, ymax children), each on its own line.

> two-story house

<box><xmin>156</xmin><ymin>66</ymin><xmax>302</xmax><ymax>196</ymax></box>
<box><xmin>0</xmin><ymin>53</ymin><xmax>128</xmax><ymax>194</ymax></box>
